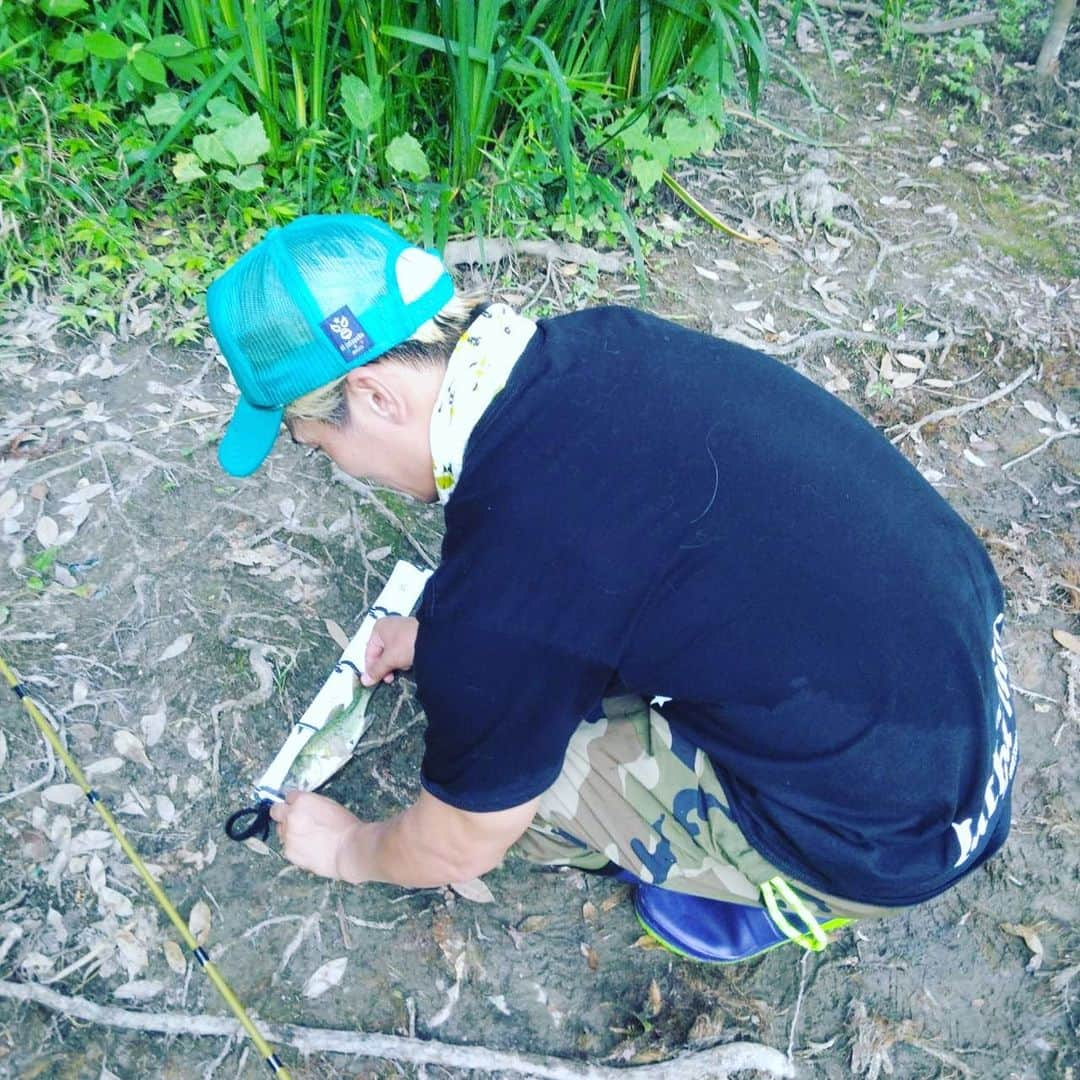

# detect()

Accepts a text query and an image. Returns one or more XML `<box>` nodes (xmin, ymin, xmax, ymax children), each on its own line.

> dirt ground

<box><xmin>1</xmin><ymin>28</ymin><xmax>1078</xmax><ymax>1080</ymax></box>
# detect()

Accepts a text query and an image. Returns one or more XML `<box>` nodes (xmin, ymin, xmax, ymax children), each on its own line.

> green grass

<box><xmin>1</xmin><ymin>0</ymin><xmax>773</xmax><ymax>330</ymax></box>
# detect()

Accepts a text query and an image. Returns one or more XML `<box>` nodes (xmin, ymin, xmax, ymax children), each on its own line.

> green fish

<box><xmin>284</xmin><ymin>674</ymin><xmax>373</xmax><ymax>792</ymax></box>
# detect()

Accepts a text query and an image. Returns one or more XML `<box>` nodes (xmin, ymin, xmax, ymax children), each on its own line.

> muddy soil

<box><xmin>1</xmin><ymin>28</ymin><xmax>1078</xmax><ymax>1080</ymax></box>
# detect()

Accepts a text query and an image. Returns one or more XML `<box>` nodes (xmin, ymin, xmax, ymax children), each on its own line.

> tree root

<box><xmin>0</xmin><ymin>979</ymin><xmax>797</xmax><ymax>1079</ymax></box>
<box><xmin>769</xmin><ymin>0</ymin><xmax>997</xmax><ymax>35</ymax></box>
<box><xmin>889</xmin><ymin>366</ymin><xmax>1036</xmax><ymax>446</ymax></box>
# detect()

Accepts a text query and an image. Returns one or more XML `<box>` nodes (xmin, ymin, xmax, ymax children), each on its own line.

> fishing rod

<box><xmin>0</xmin><ymin>654</ymin><xmax>291</xmax><ymax>1078</ymax></box>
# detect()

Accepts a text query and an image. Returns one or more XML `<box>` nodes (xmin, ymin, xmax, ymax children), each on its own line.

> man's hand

<box><xmin>269</xmin><ymin>787</ymin><xmax>543</xmax><ymax>887</ymax></box>
<box><xmin>362</xmin><ymin>615</ymin><xmax>419</xmax><ymax>686</ymax></box>
<box><xmin>269</xmin><ymin>791</ymin><xmax>365</xmax><ymax>881</ymax></box>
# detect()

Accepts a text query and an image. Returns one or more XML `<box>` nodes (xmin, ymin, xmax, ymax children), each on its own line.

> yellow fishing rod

<box><xmin>0</xmin><ymin>654</ymin><xmax>291</xmax><ymax>1079</ymax></box>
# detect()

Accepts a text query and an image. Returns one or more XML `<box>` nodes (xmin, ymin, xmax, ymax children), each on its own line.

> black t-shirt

<box><xmin>413</xmin><ymin>306</ymin><xmax>1016</xmax><ymax>906</ymax></box>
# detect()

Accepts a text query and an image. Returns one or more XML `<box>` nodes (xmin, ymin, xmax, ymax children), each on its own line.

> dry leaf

<box><xmin>188</xmin><ymin>900</ymin><xmax>212</xmax><ymax>947</ymax></box>
<box><xmin>113</xmin><ymin>980</ymin><xmax>164</xmax><ymax>1002</ymax></box>
<box><xmin>693</xmin><ymin>264</ymin><xmax>719</xmax><ymax>282</ymax></box>
<box><xmin>186</xmin><ymin>728</ymin><xmax>209</xmax><ymax>762</ymax></box>
<box><xmin>894</xmin><ymin>353</ymin><xmax>924</xmax><ymax>370</ymax></box>
<box><xmin>141</xmin><ymin>707</ymin><xmax>166</xmax><ymax>747</ymax></box>
<box><xmin>302</xmin><ymin>956</ymin><xmax>348</xmax><ymax>999</ymax></box>
<box><xmin>244</xmin><ymin>837</ymin><xmax>272</xmax><ymax>856</ymax></box>
<box><xmin>647</xmin><ymin>978</ymin><xmax>662</xmax><ymax>1017</ymax></box>
<box><xmin>732</xmin><ymin>299</ymin><xmax>763</xmax><ymax>312</ymax></box>
<box><xmin>69</xmin><ymin>830</ymin><xmax>113</xmax><ymax>855</ymax></box>
<box><xmin>1052</xmin><ymin>629</ymin><xmax>1080</xmax><ymax>656</ymax></box>
<box><xmin>113</xmin><ymin>730</ymin><xmax>152</xmax><ymax>770</ymax></box>
<box><xmin>582</xmin><ymin>900</ymin><xmax>598</xmax><ymax>922</ymax></box>
<box><xmin>85</xmin><ymin>755</ymin><xmax>125</xmax><ymax>777</ymax></box>
<box><xmin>163</xmin><ymin>940</ymin><xmax>187</xmax><ymax>974</ymax></box>
<box><xmin>99</xmin><ymin>886</ymin><xmax>134</xmax><ymax>919</ymax></box>
<box><xmin>155</xmin><ymin>634</ymin><xmax>193</xmax><ymax>664</ymax></box>
<box><xmin>62</xmin><ymin>482</ymin><xmax>110</xmax><ymax>504</ymax></box>
<box><xmin>1001</xmin><ymin>922</ymin><xmax>1044</xmax><ymax>973</ymax></box>
<box><xmin>518</xmin><ymin>914</ymin><xmax>551</xmax><ymax>934</ymax></box>
<box><xmin>325</xmin><ymin>618</ymin><xmax>350</xmax><ymax>651</ymax></box>
<box><xmin>35</xmin><ymin>516</ymin><xmax>59</xmax><ymax>547</ymax></box>
<box><xmin>449</xmin><ymin>877</ymin><xmax>495</xmax><ymax>903</ymax></box>
<box><xmin>367</xmin><ymin>545</ymin><xmax>392</xmax><ymax>561</ymax></box>
<box><xmin>0</xmin><ymin>730</ymin><xmax>7</xmax><ymax>770</ymax></box>
<box><xmin>42</xmin><ymin>784</ymin><xmax>84</xmax><ymax>806</ymax></box>
<box><xmin>892</xmin><ymin>372</ymin><xmax>919</xmax><ymax>390</ymax></box>
<box><xmin>633</xmin><ymin>933</ymin><xmax>667</xmax><ymax>951</ymax></box>
<box><xmin>580</xmin><ymin>942</ymin><xmax>600</xmax><ymax>970</ymax></box>
<box><xmin>155</xmin><ymin>794</ymin><xmax>176</xmax><ymax>824</ymax></box>
<box><xmin>1022</xmin><ymin>400</ymin><xmax>1056</xmax><ymax>425</ymax></box>
<box><xmin>963</xmin><ymin>449</ymin><xmax>988</xmax><ymax>468</ymax></box>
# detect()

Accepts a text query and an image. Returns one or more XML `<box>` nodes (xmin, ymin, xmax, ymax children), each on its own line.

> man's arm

<box><xmin>270</xmin><ymin>787</ymin><xmax>541</xmax><ymax>886</ymax></box>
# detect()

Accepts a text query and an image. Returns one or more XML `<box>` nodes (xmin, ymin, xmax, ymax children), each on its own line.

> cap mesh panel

<box><xmin>234</xmin><ymin>243</ymin><xmax>321</xmax><ymax>402</ymax></box>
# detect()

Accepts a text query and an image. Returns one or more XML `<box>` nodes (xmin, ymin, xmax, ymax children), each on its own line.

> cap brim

<box><xmin>218</xmin><ymin>397</ymin><xmax>285</xmax><ymax>477</ymax></box>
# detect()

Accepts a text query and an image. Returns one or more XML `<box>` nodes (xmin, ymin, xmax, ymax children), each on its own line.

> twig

<box><xmin>0</xmin><ymin>980</ymin><xmax>796</xmax><ymax>1078</ymax></box>
<box><xmin>331</xmin><ymin>467</ymin><xmax>438</xmax><ymax>569</ymax></box>
<box><xmin>766</xmin><ymin>326</ymin><xmax>937</xmax><ymax>358</ymax></box>
<box><xmin>786</xmin><ymin>951</ymin><xmax>811</xmax><ymax>1062</ymax></box>
<box><xmin>889</xmin><ymin>366</ymin><xmax>1036</xmax><ymax>446</ymax></box>
<box><xmin>1001</xmin><ymin>429</ymin><xmax>1079</xmax><ymax>472</ymax></box>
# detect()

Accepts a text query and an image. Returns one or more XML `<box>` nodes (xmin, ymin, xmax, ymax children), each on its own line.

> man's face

<box><xmin>289</xmin><ymin>413</ymin><xmax>438</xmax><ymax>503</ymax></box>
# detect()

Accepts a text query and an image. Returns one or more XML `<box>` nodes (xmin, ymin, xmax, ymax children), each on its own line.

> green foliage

<box><xmin>2</xmin><ymin>0</ymin><xmax>774</xmax><ymax>329</ymax></box>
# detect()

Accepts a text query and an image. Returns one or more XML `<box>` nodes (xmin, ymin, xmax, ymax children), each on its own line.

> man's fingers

<box><xmin>269</xmin><ymin>801</ymin><xmax>288</xmax><ymax>823</ymax></box>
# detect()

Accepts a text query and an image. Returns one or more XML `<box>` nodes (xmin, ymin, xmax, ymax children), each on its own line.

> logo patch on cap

<box><xmin>320</xmin><ymin>306</ymin><xmax>373</xmax><ymax>361</ymax></box>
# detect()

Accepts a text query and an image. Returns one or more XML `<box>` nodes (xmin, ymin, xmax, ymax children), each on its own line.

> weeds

<box><xmin>2</xmin><ymin>0</ymin><xmax>773</xmax><ymax>331</ymax></box>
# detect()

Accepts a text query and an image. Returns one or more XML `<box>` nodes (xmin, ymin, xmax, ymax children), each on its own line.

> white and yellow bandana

<box><xmin>430</xmin><ymin>303</ymin><xmax>537</xmax><ymax>504</ymax></box>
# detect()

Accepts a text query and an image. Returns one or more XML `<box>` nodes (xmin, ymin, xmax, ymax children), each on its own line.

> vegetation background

<box><xmin>1</xmin><ymin>0</ymin><xmax>1072</xmax><ymax>336</ymax></box>
<box><xmin>0</xmin><ymin>2</ymin><xmax>1077</xmax><ymax>1078</ymax></box>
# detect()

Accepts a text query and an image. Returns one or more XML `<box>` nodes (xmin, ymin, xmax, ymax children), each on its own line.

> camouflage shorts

<box><xmin>511</xmin><ymin>695</ymin><xmax>903</xmax><ymax>922</ymax></box>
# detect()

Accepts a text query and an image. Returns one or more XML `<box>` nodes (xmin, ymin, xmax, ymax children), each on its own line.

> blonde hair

<box><xmin>285</xmin><ymin>293</ymin><xmax>484</xmax><ymax>427</ymax></box>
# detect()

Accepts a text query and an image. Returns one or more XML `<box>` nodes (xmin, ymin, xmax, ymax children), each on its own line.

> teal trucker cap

<box><xmin>206</xmin><ymin>214</ymin><xmax>454</xmax><ymax>477</ymax></box>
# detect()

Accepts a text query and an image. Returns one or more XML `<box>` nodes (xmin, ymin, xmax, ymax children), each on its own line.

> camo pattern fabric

<box><xmin>512</xmin><ymin>694</ymin><xmax>902</xmax><ymax>921</ymax></box>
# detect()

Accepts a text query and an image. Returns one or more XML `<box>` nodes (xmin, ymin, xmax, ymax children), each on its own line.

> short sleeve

<box><xmin>414</xmin><ymin>617</ymin><xmax>611</xmax><ymax>812</ymax></box>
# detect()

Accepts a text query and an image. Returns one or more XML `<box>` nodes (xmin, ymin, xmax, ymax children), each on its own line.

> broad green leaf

<box><xmin>218</xmin><ymin>165</ymin><xmax>264</xmax><ymax>191</ymax></box>
<box><xmin>143</xmin><ymin>92</ymin><xmax>183</xmax><ymax>127</ymax></box>
<box><xmin>39</xmin><ymin>0</ymin><xmax>89</xmax><ymax>16</ymax></box>
<box><xmin>172</xmin><ymin>152</ymin><xmax>206</xmax><ymax>183</ymax></box>
<box><xmin>192</xmin><ymin>131</ymin><xmax>233</xmax><ymax>167</ymax></box>
<box><xmin>612</xmin><ymin>113</ymin><xmax>653</xmax><ymax>155</ymax></box>
<box><xmin>145</xmin><ymin>34</ymin><xmax>194</xmax><ymax>58</ymax></box>
<box><xmin>84</xmin><ymin>30</ymin><xmax>128</xmax><ymax>61</ymax></box>
<box><xmin>340</xmin><ymin>74</ymin><xmax>383</xmax><ymax>132</ymax></box>
<box><xmin>204</xmin><ymin>97</ymin><xmax>247</xmax><ymax>131</ymax></box>
<box><xmin>48</xmin><ymin>32</ymin><xmax>86</xmax><ymax>64</ymax></box>
<box><xmin>219</xmin><ymin>114</ymin><xmax>270</xmax><ymax>167</ymax></box>
<box><xmin>131</xmin><ymin>48</ymin><xmax>167</xmax><ymax>85</ymax></box>
<box><xmin>166</xmin><ymin>54</ymin><xmax>203</xmax><ymax>82</ymax></box>
<box><xmin>385</xmin><ymin>133</ymin><xmax>429</xmax><ymax>180</ymax></box>
<box><xmin>662</xmin><ymin>114</ymin><xmax>714</xmax><ymax>159</ymax></box>
<box><xmin>116</xmin><ymin>63</ymin><xmax>142</xmax><ymax>102</ymax></box>
<box><xmin>629</xmin><ymin>155</ymin><xmax>665</xmax><ymax>194</ymax></box>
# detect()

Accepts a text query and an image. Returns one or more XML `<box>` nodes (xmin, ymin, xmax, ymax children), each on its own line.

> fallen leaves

<box><xmin>187</xmin><ymin>900</ymin><xmax>211</xmax><ymax>948</ymax></box>
<box><xmin>155</xmin><ymin>634</ymin><xmax>193</xmax><ymax>664</ymax></box>
<box><xmin>1001</xmin><ymin>922</ymin><xmax>1045</xmax><ymax>973</ymax></box>
<box><xmin>303</xmin><ymin>956</ymin><xmax>348</xmax><ymax>999</ymax></box>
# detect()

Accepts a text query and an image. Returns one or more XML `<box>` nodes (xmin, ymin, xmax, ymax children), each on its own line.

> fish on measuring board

<box><xmin>283</xmin><ymin>672</ymin><xmax>374</xmax><ymax>792</ymax></box>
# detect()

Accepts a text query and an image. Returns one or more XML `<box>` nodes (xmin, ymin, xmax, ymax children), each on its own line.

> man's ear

<box><xmin>343</xmin><ymin>366</ymin><xmax>405</xmax><ymax>424</ymax></box>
